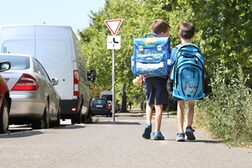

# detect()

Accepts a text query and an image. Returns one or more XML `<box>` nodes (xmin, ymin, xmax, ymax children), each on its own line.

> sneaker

<box><xmin>142</xmin><ymin>124</ymin><xmax>152</xmax><ymax>139</ymax></box>
<box><xmin>185</xmin><ymin>126</ymin><xmax>196</xmax><ymax>140</ymax></box>
<box><xmin>153</xmin><ymin>131</ymin><xmax>165</xmax><ymax>140</ymax></box>
<box><xmin>176</xmin><ymin>132</ymin><xmax>185</xmax><ymax>142</ymax></box>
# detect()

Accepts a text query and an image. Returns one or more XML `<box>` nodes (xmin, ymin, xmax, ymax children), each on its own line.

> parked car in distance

<box><xmin>0</xmin><ymin>61</ymin><xmax>11</xmax><ymax>133</ymax></box>
<box><xmin>100</xmin><ymin>90</ymin><xmax>120</xmax><ymax>112</ymax></box>
<box><xmin>90</xmin><ymin>97</ymin><xmax>112</xmax><ymax>117</ymax></box>
<box><xmin>0</xmin><ymin>53</ymin><xmax>61</xmax><ymax>129</ymax></box>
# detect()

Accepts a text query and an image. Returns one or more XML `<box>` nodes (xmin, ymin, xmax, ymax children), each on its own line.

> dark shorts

<box><xmin>144</xmin><ymin>77</ymin><xmax>169</xmax><ymax>105</ymax></box>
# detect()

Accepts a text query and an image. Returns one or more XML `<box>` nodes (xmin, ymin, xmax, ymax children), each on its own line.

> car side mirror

<box><xmin>51</xmin><ymin>77</ymin><xmax>59</xmax><ymax>86</ymax></box>
<box><xmin>87</xmin><ymin>70</ymin><xmax>96</xmax><ymax>81</ymax></box>
<box><xmin>0</xmin><ymin>62</ymin><xmax>11</xmax><ymax>72</ymax></box>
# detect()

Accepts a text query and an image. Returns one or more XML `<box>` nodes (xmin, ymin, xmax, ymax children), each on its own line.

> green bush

<box><xmin>197</xmin><ymin>64</ymin><xmax>252</xmax><ymax>145</ymax></box>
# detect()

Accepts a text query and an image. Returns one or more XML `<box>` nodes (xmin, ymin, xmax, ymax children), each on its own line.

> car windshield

<box><xmin>101</xmin><ymin>95</ymin><xmax>112</xmax><ymax>101</ymax></box>
<box><xmin>0</xmin><ymin>55</ymin><xmax>30</xmax><ymax>70</ymax></box>
<box><xmin>93</xmin><ymin>99</ymin><xmax>106</xmax><ymax>104</ymax></box>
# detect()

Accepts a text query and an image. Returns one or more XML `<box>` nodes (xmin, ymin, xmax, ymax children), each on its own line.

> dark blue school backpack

<box><xmin>131</xmin><ymin>33</ymin><xmax>171</xmax><ymax>77</ymax></box>
<box><xmin>170</xmin><ymin>43</ymin><xmax>206</xmax><ymax>100</ymax></box>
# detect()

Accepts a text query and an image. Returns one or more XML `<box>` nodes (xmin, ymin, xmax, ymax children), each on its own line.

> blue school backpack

<box><xmin>131</xmin><ymin>33</ymin><xmax>171</xmax><ymax>77</ymax></box>
<box><xmin>170</xmin><ymin>43</ymin><xmax>206</xmax><ymax>100</ymax></box>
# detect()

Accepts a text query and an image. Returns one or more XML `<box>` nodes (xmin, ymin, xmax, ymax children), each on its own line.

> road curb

<box><xmin>115</xmin><ymin>112</ymin><xmax>176</xmax><ymax>117</ymax></box>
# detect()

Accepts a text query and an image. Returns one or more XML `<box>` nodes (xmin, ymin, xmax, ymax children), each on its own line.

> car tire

<box><xmin>51</xmin><ymin>107</ymin><xmax>60</xmax><ymax>128</ymax></box>
<box><xmin>42</xmin><ymin>102</ymin><xmax>50</xmax><ymax>128</ymax></box>
<box><xmin>0</xmin><ymin>98</ymin><xmax>9</xmax><ymax>134</ymax></box>
<box><xmin>32</xmin><ymin>102</ymin><xmax>50</xmax><ymax>129</ymax></box>
<box><xmin>82</xmin><ymin>110</ymin><xmax>92</xmax><ymax>123</ymax></box>
<box><xmin>71</xmin><ymin>112</ymin><xmax>81</xmax><ymax>125</ymax></box>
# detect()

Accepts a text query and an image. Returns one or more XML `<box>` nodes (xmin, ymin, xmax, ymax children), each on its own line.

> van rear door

<box><xmin>35</xmin><ymin>26</ymin><xmax>74</xmax><ymax>100</ymax></box>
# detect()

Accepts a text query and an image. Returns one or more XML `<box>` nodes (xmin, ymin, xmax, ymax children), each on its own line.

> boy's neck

<box><xmin>181</xmin><ymin>38</ymin><xmax>192</xmax><ymax>44</ymax></box>
<box><xmin>159</xmin><ymin>32</ymin><xmax>168</xmax><ymax>37</ymax></box>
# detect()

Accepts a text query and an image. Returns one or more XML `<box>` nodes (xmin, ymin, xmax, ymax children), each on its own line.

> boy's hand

<box><xmin>133</xmin><ymin>76</ymin><xmax>143</xmax><ymax>87</ymax></box>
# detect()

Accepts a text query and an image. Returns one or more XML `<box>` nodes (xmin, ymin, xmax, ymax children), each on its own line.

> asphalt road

<box><xmin>0</xmin><ymin>114</ymin><xmax>251</xmax><ymax>168</ymax></box>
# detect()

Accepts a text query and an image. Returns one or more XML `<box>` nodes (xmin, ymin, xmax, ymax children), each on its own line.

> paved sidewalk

<box><xmin>1</xmin><ymin>115</ymin><xmax>251</xmax><ymax>168</ymax></box>
<box><xmin>85</xmin><ymin>115</ymin><xmax>252</xmax><ymax>168</ymax></box>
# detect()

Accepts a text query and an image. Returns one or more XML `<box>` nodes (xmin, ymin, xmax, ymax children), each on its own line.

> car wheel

<box><xmin>81</xmin><ymin>110</ymin><xmax>92</xmax><ymax>123</ymax></box>
<box><xmin>43</xmin><ymin>102</ymin><xmax>50</xmax><ymax>128</ymax></box>
<box><xmin>71</xmin><ymin>113</ymin><xmax>81</xmax><ymax>125</ymax></box>
<box><xmin>55</xmin><ymin>107</ymin><xmax>61</xmax><ymax>127</ymax></box>
<box><xmin>32</xmin><ymin>102</ymin><xmax>50</xmax><ymax>129</ymax></box>
<box><xmin>0</xmin><ymin>98</ymin><xmax>9</xmax><ymax>134</ymax></box>
<box><xmin>51</xmin><ymin>107</ymin><xmax>60</xmax><ymax>128</ymax></box>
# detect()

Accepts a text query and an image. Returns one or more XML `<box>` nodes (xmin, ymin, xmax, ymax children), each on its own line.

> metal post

<box><xmin>112</xmin><ymin>49</ymin><xmax>116</xmax><ymax>122</ymax></box>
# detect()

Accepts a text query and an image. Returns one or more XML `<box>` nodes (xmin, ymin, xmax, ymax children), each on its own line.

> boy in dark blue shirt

<box><xmin>142</xmin><ymin>19</ymin><xmax>170</xmax><ymax>140</ymax></box>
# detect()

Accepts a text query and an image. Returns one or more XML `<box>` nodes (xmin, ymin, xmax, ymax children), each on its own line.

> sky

<box><xmin>0</xmin><ymin>0</ymin><xmax>105</xmax><ymax>35</ymax></box>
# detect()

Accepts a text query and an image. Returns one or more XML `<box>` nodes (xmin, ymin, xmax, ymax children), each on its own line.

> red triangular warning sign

<box><xmin>104</xmin><ymin>19</ymin><xmax>123</xmax><ymax>36</ymax></box>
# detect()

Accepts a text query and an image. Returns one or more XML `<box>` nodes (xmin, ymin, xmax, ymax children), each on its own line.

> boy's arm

<box><xmin>169</xmin><ymin>47</ymin><xmax>177</xmax><ymax>76</ymax></box>
<box><xmin>167</xmin><ymin>47</ymin><xmax>177</xmax><ymax>92</ymax></box>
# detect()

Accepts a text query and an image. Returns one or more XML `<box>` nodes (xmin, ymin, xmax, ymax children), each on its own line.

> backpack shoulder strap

<box><xmin>178</xmin><ymin>43</ymin><xmax>201</xmax><ymax>53</ymax></box>
<box><xmin>175</xmin><ymin>44</ymin><xmax>183</xmax><ymax>49</ymax></box>
<box><xmin>174</xmin><ymin>44</ymin><xmax>183</xmax><ymax>59</ymax></box>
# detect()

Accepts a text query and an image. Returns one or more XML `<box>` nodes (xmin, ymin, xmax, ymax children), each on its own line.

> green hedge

<box><xmin>196</xmin><ymin>64</ymin><xmax>252</xmax><ymax>145</ymax></box>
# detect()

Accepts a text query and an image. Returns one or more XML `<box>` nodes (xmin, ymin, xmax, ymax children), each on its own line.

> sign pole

<box><xmin>112</xmin><ymin>49</ymin><xmax>116</xmax><ymax>122</ymax></box>
<box><xmin>104</xmin><ymin>19</ymin><xmax>123</xmax><ymax>123</ymax></box>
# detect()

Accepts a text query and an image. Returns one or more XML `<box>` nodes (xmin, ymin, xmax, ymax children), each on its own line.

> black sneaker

<box><xmin>142</xmin><ymin>124</ymin><xmax>152</xmax><ymax>139</ymax></box>
<box><xmin>176</xmin><ymin>132</ymin><xmax>185</xmax><ymax>142</ymax></box>
<box><xmin>185</xmin><ymin>126</ymin><xmax>196</xmax><ymax>140</ymax></box>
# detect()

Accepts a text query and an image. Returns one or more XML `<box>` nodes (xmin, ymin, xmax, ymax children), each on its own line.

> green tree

<box><xmin>189</xmin><ymin>0</ymin><xmax>251</xmax><ymax>82</ymax></box>
<box><xmin>80</xmin><ymin>0</ymin><xmax>155</xmax><ymax>101</ymax></box>
<box><xmin>80</xmin><ymin>0</ymin><xmax>252</xmax><ymax>100</ymax></box>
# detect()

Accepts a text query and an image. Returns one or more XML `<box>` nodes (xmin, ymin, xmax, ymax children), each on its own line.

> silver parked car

<box><xmin>0</xmin><ymin>53</ymin><xmax>61</xmax><ymax>129</ymax></box>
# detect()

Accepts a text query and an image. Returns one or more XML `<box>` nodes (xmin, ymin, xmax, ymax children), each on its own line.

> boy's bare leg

<box><xmin>177</xmin><ymin>101</ymin><xmax>185</xmax><ymax>133</ymax></box>
<box><xmin>146</xmin><ymin>104</ymin><xmax>154</xmax><ymax>124</ymax></box>
<box><xmin>142</xmin><ymin>103</ymin><xmax>154</xmax><ymax>139</ymax></box>
<box><xmin>154</xmin><ymin>104</ymin><xmax>163</xmax><ymax>132</ymax></box>
<box><xmin>187</xmin><ymin>101</ymin><xmax>195</xmax><ymax>127</ymax></box>
<box><xmin>185</xmin><ymin>101</ymin><xmax>196</xmax><ymax>140</ymax></box>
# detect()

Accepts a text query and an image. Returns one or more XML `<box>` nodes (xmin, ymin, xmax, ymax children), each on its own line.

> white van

<box><xmin>0</xmin><ymin>25</ymin><xmax>95</xmax><ymax>124</ymax></box>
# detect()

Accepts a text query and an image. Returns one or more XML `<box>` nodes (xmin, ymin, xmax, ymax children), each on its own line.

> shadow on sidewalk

<box><xmin>58</xmin><ymin>125</ymin><xmax>86</xmax><ymax>129</ymax></box>
<box><xmin>93</xmin><ymin>121</ymin><xmax>141</xmax><ymax>125</ymax></box>
<box><xmin>164</xmin><ymin>139</ymin><xmax>221</xmax><ymax>144</ymax></box>
<box><xmin>191</xmin><ymin>139</ymin><xmax>222</xmax><ymax>144</ymax></box>
<box><xmin>0</xmin><ymin>130</ymin><xmax>43</xmax><ymax>139</ymax></box>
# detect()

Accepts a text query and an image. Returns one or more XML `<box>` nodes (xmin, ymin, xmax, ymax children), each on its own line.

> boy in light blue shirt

<box><xmin>170</xmin><ymin>22</ymin><xmax>199</xmax><ymax>142</ymax></box>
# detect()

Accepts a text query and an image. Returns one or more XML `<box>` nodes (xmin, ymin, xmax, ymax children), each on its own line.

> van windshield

<box><xmin>0</xmin><ymin>55</ymin><xmax>30</xmax><ymax>70</ymax></box>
